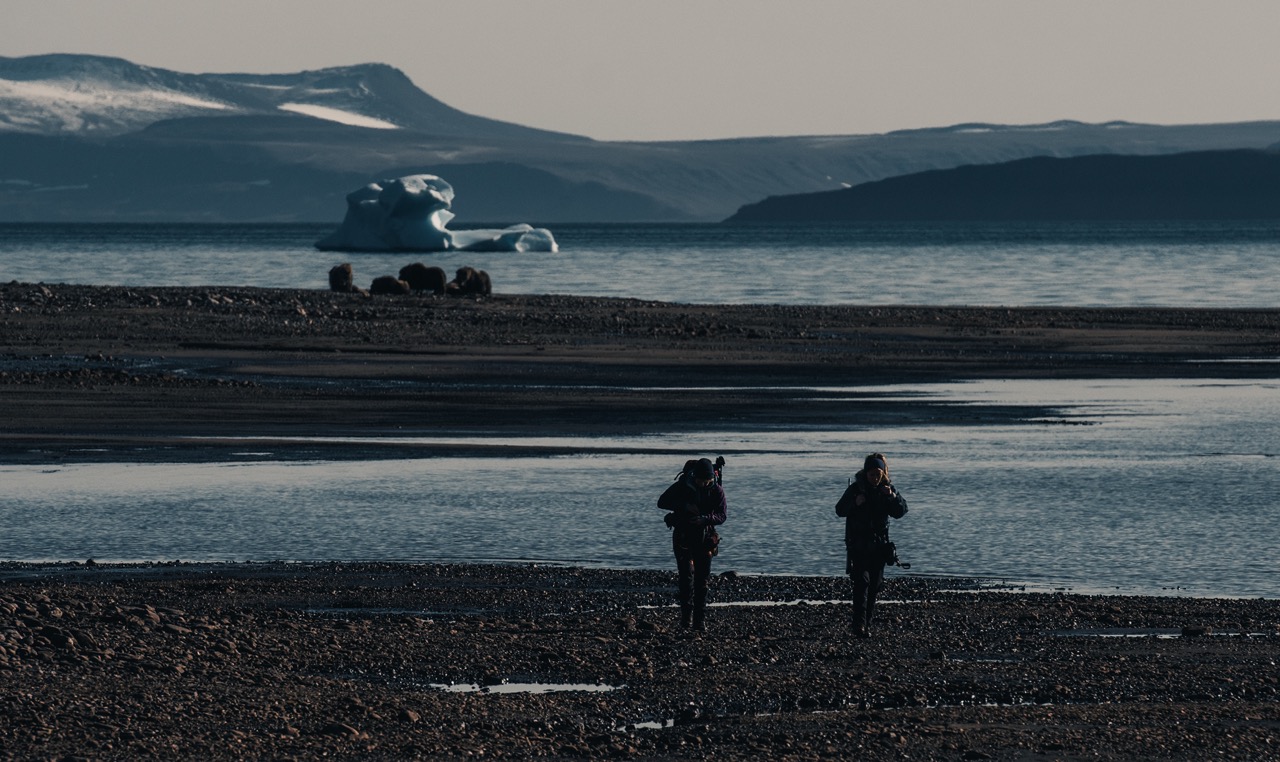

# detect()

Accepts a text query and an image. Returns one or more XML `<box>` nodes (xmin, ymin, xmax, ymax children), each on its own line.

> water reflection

<box><xmin>432</xmin><ymin>682</ymin><xmax>618</xmax><ymax>695</ymax></box>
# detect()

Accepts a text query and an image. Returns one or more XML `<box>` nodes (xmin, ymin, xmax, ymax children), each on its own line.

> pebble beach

<box><xmin>2</xmin><ymin>562</ymin><xmax>1278</xmax><ymax>760</ymax></box>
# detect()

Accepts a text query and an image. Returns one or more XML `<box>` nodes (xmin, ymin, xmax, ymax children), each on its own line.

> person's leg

<box><xmin>850</xmin><ymin>558</ymin><xmax>871</xmax><ymax>636</ymax></box>
<box><xmin>691</xmin><ymin>554</ymin><xmax>712</xmax><ymax>631</ymax></box>
<box><xmin>675</xmin><ymin>552</ymin><xmax>694</xmax><ymax>627</ymax></box>
<box><xmin>865</xmin><ymin>563</ymin><xmax>886</xmax><ymax>628</ymax></box>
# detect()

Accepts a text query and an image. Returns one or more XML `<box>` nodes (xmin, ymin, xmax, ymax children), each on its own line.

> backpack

<box><xmin>676</xmin><ymin>456</ymin><xmax>725</xmax><ymax>485</ymax></box>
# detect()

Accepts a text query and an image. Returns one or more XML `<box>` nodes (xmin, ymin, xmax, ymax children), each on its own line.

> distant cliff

<box><xmin>725</xmin><ymin>149</ymin><xmax>1280</xmax><ymax>222</ymax></box>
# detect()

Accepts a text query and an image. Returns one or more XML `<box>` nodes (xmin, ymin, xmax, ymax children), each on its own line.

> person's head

<box><xmin>863</xmin><ymin>453</ymin><xmax>888</xmax><ymax>484</ymax></box>
<box><xmin>692</xmin><ymin>458</ymin><xmax>717</xmax><ymax>487</ymax></box>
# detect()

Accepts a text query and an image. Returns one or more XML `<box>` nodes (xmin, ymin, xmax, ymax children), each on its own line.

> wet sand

<box><xmin>2</xmin><ymin>282</ymin><xmax>1278</xmax><ymax>460</ymax></box>
<box><xmin>1</xmin><ymin>562</ymin><xmax>1277</xmax><ymax>760</ymax></box>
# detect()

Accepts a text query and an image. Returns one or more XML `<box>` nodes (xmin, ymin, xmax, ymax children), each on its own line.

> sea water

<box><xmin>1</xmin><ymin>223</ymin><xmax>1278</xmax><ymax>597</ymax></box>
<box><xmin>3</xmin><ymin>220</ymin><xmax>1280</xmax><ymax>306</ymax></box>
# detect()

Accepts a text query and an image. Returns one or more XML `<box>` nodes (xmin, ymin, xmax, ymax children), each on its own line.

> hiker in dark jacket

<box><xmin>658</xmin><ymin>457</ymin><xmax>727</xmax><ymax>631</ymax></box>
<box><xmin>835</xmin><ymin>452</ymin><xmax>909</xmax><ymax>637</ymax></box>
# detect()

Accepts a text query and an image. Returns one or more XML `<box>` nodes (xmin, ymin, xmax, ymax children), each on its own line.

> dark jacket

<box><xmin>658</xmin><ymin>477</ymin><xmax>727</xmax><ymax>554</ymax></box>
<box><xmin>835</xmin><ymin>469</ymin><xmax>908</xmax><ymax>561</ymax></box>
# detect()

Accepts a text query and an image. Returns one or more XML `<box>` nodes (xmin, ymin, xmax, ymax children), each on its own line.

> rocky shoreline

<box><xmin>1</xmin><ymin>561</ymin><xmax>1277</xmax><ymax>760</ymax></box>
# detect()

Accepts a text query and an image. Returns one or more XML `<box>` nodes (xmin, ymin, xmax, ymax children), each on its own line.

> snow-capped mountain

<box><xmin>0</xmin><ymin>54</ymin><xmax>576</xmax><ymax>140</ymax></box>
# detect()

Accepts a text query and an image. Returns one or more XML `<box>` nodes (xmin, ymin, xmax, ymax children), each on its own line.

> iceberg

<box><xmin>315</xmin><ymin>174</ymin><xmax>558</xmax><ymax>253</ymax></box>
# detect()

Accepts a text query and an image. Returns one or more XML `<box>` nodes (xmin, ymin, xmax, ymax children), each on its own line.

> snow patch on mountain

<box><xmin>0</xmin><ymin>78</ymin><xmax>228</xmax><ymax>110</ymax></box>
<box><xmin>277</xmin><ymin>103</ymin><xmax>399</xmax><ymax>129</ymax></box>
<box><xmin>0</xmin><ymin>77</ymin><xmax>231</xmax><ymax>133</ymax></box>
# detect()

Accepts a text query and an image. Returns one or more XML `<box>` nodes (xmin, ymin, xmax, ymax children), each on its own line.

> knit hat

<box><xmin>864</xmin><ymin>454</ymin><xmax>887</xmax><ymax>472</ymax></box>
<box><xmin>693</xmin><ymin>458</ymin><xmax>716</xmax><ymax>479</ymax></box>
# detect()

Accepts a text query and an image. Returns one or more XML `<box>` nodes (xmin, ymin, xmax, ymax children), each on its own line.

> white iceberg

<box><xmin>315</xmin><ymin>174</ymin><xmax>558</xmax><ymax>253</ymax></box>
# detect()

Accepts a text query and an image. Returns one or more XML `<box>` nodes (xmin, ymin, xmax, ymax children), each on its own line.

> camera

<box><xmin>881</xmin><ymin>541</ymin><xmax>911</xmax><ymax>569</ymax></box>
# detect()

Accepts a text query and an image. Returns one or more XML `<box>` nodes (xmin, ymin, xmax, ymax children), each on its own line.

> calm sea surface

<box><xmin>2</xmin><ymin>220</ymin><xmax>1280</xmax><ymax>306</ymax></box>
<box><xmin>1</xmin><ymin>223</ymin><xmax>1278</xmax><ymax>597</ymax></box>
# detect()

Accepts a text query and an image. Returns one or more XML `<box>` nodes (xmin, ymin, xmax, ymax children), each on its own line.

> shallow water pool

<box><xmin>2</xmin><ymin>378</ymin><xmax>1277</xmax><ymax>598</ymax></box>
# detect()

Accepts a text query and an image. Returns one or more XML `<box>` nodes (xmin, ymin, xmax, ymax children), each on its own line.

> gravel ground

<box><xmin>1</xmin><ymin>562</ymin><xmax>1277</xmax><ymax>760</ymax></box>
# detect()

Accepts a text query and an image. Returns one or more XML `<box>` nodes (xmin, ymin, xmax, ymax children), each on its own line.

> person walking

<box><xmin>658</xmin><ymin>457</ymin><xmax>727</xmax><ymax>632</ymax></box>
<box><xmin>835</xmin><ymin>452</ymin><xmax>909</xmax><ymax>637</ymax></box>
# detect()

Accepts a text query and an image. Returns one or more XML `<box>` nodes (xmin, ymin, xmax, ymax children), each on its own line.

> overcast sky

<box><xmin>4</xmin><ymin>0</ymin><xmax>1279</xmax><ymax>141</ymax></box>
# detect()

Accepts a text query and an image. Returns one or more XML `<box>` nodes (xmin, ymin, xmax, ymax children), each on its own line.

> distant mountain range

<box><xmin>0</xmin><ymin>54</ymin><xmax>576</xmax><ymax>141</ymax></box>
<box><xmin>4</xmin><ymin>54</ymin><xmax>1280</xmax><ymax>223</ymax></box>
<box><xmin>726</xmin><ymin>149</ymin><xmax>1280</xmax><ymax>222</ymax></box>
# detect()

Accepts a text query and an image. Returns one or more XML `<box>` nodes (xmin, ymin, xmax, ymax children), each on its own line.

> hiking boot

<box><xmin>692</xmin><ymin>608</ymin><xmax>706</xmax><ymax>632</ymax></box>
<box><xmin>679</xmin><ymin>606</ymin><xmax>692</xmax><ymax>629</ymax></box>
<box><xmin>853</xmin><ymin>624</ymin><xmax>869</xmax><ymax>639</ymax></box>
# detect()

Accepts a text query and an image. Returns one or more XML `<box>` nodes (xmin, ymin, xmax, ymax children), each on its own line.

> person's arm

<box><xmin>878</xmin><ymin>482</ymin><xmax>908</xmax><ymax>519</ymax></box>
<box><xmin>835</xmin><ymin>481</ymin><xmax>860</xmax><ymax>517</ymax></box>
<box><xmin>696</xmin><ymin>486</ymin><xmax>727</xmax><ymax>527</ymax></box>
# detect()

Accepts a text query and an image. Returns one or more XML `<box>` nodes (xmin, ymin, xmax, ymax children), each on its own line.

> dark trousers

<box><xmin>849</xmin><ymin>559</ymin><xmax>886</xmax><ymax>626</ymax></box>
<box><xmin>675</xmin><ymin>549</ymin><xmax>712</xmax><ymax>615</ymax></box>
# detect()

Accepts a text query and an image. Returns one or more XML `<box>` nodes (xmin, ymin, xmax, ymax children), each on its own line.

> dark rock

<box><xmin>40</xmin><ymin>626</ymin><xmax>76</xmax><ymax>650</ymax></box>
<box><xmin>70</xmin><ymin>629</ymin><xmax>98</xmax><ymax>650</ymax></box>
<box><xmin>124</xmin><ymin>606</ymin><xmax>161</xmax><ymax>625</ymax></box>
<box><xmin>319</xmin><ymin>721</ymin><xmax>362</xmax><ymax>738</ymax></box>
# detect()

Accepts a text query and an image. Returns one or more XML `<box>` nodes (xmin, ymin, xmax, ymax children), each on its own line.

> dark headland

<box><xmin>726</xmin><ymin>149</ymin><xmax>1280</xmax><ymax>222</ymax></box>
<box><xmin>3</xmin><ymin>283</ymin><xmax>1280</xmax><ymax>759</ymax></box>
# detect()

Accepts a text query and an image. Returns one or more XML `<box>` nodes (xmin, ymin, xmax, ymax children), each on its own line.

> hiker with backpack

<box><xmin>835</xmin><ymin>452</ymin><xmax>909</xmax><ymax>638</ymax></box>
<box><xmin>657</xmin><ymin>457</ymin><xmax>727</xmax><ymax>632</ymax></box>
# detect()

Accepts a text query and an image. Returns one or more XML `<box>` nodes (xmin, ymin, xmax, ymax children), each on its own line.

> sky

<box><xmin>3</xmin><ymin>0</ymin><xmax>1279</xmax><ymax>142</ymax></box>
